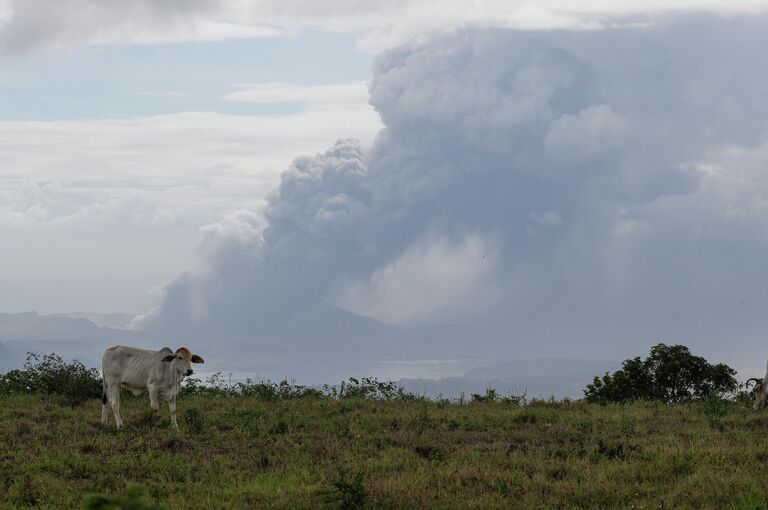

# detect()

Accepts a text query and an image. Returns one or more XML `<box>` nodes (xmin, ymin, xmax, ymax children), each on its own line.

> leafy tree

<box><xmin>0</xmin><ymin>352</ymin><xmax>102</xmax><ymax>405</ymax></box>
<box><xmin>584</xmin><ymin>343</ymin><xmax>737</xmax><ymax>403</ymax></box>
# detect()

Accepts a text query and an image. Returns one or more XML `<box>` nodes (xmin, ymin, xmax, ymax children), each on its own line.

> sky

<box><xmin>0</xmin><ymin>26</ymin><xmax>379</xmax><ymax>313</ymax></box>
<box><xmin>3</xmin><ymin>1</ymin><xmax>768</xmax><ymax>378</ymax></box>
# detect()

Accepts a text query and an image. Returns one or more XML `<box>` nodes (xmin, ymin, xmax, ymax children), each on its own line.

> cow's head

<box><xmin>746</xmin><ymin>378</ymin><xmax>765</xmax><ymax>409</ymax></box>
<box><xmin>161</xmin><ymin>347</ymin><xmax>205</xmax><ymax>377</ymax></box>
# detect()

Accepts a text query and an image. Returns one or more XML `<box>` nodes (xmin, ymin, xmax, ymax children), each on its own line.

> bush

<box><xmin>180</xmin><ymin>373</ymin><xmax>415</xmax><ymax>402</ymax></box>
<box><xmin>1</xmin><ymin>354</ymin><xmax>414</xmax><ymax>406</ymax></box>
<box><xmin>332</xmin><ymin>377</ymin><xmax>417</xmax><ymax>401</ymax></box>
<box><xmin>180</xmin><ymin>373</ymin><xmax>327</xmax><ymax>400</ymax></box>
<box><xmin>584</xmin><ymin>343</ymin><xmax>737</xmax><ymax>404</ymax></box>
<box><xmin>322</xmin><ymin>468</ymin><xmax>368</xmax><ymax>510</ymax></box>
<box><xmin>183</xmin><ymin>408</ymin><xmax>205</xmax><ymax>434</ymax></box>
<box><xmin>0</xmin><ymin>353</ymin><xmax>102</xmax><ymax>405</ymax></box>
<box><xmin>470</xmin><ymin>387</ymin><xmax>527</xmax><ymax>405</ymax></box>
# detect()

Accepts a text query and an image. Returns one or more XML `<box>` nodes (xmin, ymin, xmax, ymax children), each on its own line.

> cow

<box><xmin>747</xmin><ymin>376</ymin><xmax>766</xmax><ymax>409</ymax></box>
<box><xmin>101</xmin><ymin>345</ymin><xmax>204</xmax><ymax>430</ymax></box>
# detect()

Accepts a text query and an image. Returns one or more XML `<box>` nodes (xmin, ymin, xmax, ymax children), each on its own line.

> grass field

<box><xmin>2</xmin><ymin>392</ymin><xmax>768</xmax><ymax>509</ymax></box>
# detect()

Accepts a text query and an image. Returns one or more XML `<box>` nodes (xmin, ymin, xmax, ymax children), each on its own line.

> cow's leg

<box><xmin>167</xmin><ymin>396</ymin><xmax>179</xmax><ymax>431</ymax></box>
<box><xmin>146</xmin><ymin>383</ymin><xmax>162</xmax><ymax>427</ymax></box>
<box><xmin>107</xmin><ymin>384</ymin><xmax>123</xmax><ymax>429</ymax></box>
<box><xmin>148</xmin><ymin>384</ymin><xmax>160</xmax><ymax>412</ymax></box>
<box><xmin>101</xmin><ymin>386</ymin><xmax>110</xmax><ymax>425</ymax></box>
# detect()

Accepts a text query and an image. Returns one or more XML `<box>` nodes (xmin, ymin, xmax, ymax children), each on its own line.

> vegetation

<box><xmin>0</xmin><ymin>353</ymin><xmax>102</xmax><ymax>406</ymax></box>
<box><xmin>1</xmin><ymin>350</ymin><xmax>766</xmax><ymax>508</ymax></box>
<box><xmin>181</xmin><ymin>374</ymin><xmax>417</xmax><ymax>402</ymax></box>
<box><xmin>584</xmin><ymin>343</ymin><xmax>738</xmax><ymax>404</ymax></box>
<box><xmin>83</xmin><ymin>484</ymin><xmax>167</xmax><ymax>510</ymax></box>
<box><xmin>4</xmin><ymin>389</ymin><xmax>768</xmax><ymax>508</ymax></box>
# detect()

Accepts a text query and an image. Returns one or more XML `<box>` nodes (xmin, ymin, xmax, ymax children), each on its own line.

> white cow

<box><xmin>101</xmin><ymin>345</ymin><xmax>204</xmax><ymax>430</ymax></box>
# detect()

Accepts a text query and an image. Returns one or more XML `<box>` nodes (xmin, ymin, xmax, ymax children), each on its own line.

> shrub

<box><xmin>414</xmin><ymin>443</ymin><xmax>444</xmax><ymax>461</ymax></box>
<box><xmin>180</xmin><ymin>373</ymin><xmax>326</xmax><ymax>400</ymax></box>
<box><xmin>183</xmin><ymin>407</ymin><xmax>205</xmax><ymax>434</ymax></box>
<box><xmin>471</xmin><ymin>388</ymin><xmax>498</xmax><ymax>403</ymax></box>
<box><xmin>180</xmin><ymin>373</ymin><xmax>415</xmax><ymax>402</ymax></box>
<box><xmin>333</xmin><ymin>377</ymin><xmax>416</xmax><ymax>401</ymax></box>
<box><xmin>0</xmin><ymin>353</ymin><xmax>102</xmax><ymax>405</ymax></box>
<box><xmin>0</xmin><ymin>354</ymin><xmax>416</xmax><ymax>406</ymax></box>
<box><xmin>471</xmin><ymin>387</ymin><xmax>527</xmax><ymax>405</ymax></box>
<box><xmin>322</xmin><ymin>468</ymin><xmax>368</xmax><ymax>510</ymax></box>
<box><xmin>584</xmin><ymin>343</ymin><xmax>737</xmax><ymax>404</ymax></box>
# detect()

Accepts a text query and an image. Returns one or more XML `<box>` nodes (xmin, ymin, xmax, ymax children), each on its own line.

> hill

<box><xmin>0</xmin><ymin>312</ymin><xmax>143</xmax><ymax>370</ymax></box>
<box><xmin>1</xmin><ymin>392</ymin><xmax>767</xmax><ymax>508</ymax></box>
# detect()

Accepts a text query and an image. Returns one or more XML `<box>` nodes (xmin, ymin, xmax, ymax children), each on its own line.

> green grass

<box><xmin>2</xmin><ymin>393</ymin><xmax>768</xmax><ymax>509</ymax></box>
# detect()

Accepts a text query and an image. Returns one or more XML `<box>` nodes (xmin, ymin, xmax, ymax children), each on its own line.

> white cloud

<box><xmin>2</xmin><ymin>0</ymin><xmax>768</xmax><ymax>54</ymax></box>
<box><xmin>544</xmin><ymin>105</ymin><xmax>628</xmax><ymax>162</ymax></box>
<box><xmin>83</xmin><ymin>21</ymin><xmax>287</xmax><ymax>47</ymax></box>
<box><xmin>529</xmin><ymin>211</ymin><xmax>563</xmax><ymax>231</ymax></box>
<box><xmin>335</xmin><ymin>234</ymin><xmax>501</xmax><ymax>326</ymax></box>
<box><xmin>225</xmin><ymin>82</ymin><xmax>369</xmax><ymax>106</ymax></box>
<box><xmin>0</xmin><ymin>0</ymin><xmax>11</xmax><ymax>25</ymax></box>
<box><xmin>0</xmin><ymin>0</ymin><xmax>285</xmax><ymax>55</ymax></box>
<box><xmin>0</xmin><ymin>102</ymin><xmax>381</xmax><ymax>231</ymax></box>
<box><xmin>0</xmin><ymin>93</ymin><xmax>381</xmax><ymax>314</ymax></box>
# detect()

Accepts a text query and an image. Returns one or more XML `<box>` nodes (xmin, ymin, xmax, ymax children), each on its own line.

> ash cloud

<box><xmin>143</xmin><ymin>15</ymin><xmax>768</xmax><ymax>368</ymax></box>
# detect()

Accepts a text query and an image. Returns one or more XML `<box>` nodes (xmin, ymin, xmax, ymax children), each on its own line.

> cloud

<box><xmin>135</xmin><ymin>138</ymin><xmax>373</xmax><ymax>332</ymax></box>
<box><xmin>225</xmin><ymin>82</ymin><xmax>369</xmax><ymax>106</ymax></box>
<box><xmin>0</xmin><ymin>106</ymin><xmax>381</xmax><ymax>232</ymax></box>
<box><xmin>0</xmin><ymin>97</ymin><xmax>381</xmax><ymax>315</ymax></box>
<box><xmin>335</xmin><ymin>234</ymin><xmax>501</xmax><ymax>326</ymax></box>
<box><xmin>2</xmin><ymin>1</ymin><xmax>768</xmax><ymax>55</ymax></box>
<box><xmin>0</xmin><ymin>0</ymin><xmax>285</xmax><ymax>55</ymax></box>
<box><xmin>544</xmin><ymin>104</ymin><xmax>628</xmax><ymax>162</ymax></box>
<box><xmin>134</xmin><ymin>16</ymin><xmax>768</xmax><ymax>371</ymax></box>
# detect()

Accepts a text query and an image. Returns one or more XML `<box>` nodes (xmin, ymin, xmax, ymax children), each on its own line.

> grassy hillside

<box><xmin>2</xmin><ymin>392</ymin><xmax>768</xmax><ymax>509</ymax></box>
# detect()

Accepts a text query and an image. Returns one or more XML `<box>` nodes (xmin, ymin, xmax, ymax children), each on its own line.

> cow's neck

<box><xmin>164</xmin><ymin>364</ymin><xmax>184</xmax><ymax>386</ymax></box>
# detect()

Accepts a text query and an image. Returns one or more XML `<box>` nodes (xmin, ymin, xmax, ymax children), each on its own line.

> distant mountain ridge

<box><xmin>400</xmin><ymin>358</ymin><xmax>620</xmax><ymax>399</ymax></box>
<box><xmin>0</xmin><ymin>310</ymin><xmax>619</xmax><ymax>397</ymax></box>
<box><xmin>55</xmin><ymin>312</ymin><xmax>135</xmax><ymax>330</ymax></box>
<box><xmin>0</xmin><ymin>311</ymin><xmax>136</xmax><ymax>342</ymax></box>
<box><xmin>0</xmin><ymin>311</ymin><xmax>144</xmax><ymax>370</ymax></box>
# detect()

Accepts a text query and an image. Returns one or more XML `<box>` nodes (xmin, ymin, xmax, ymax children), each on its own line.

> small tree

<box><xmin>584</xmin><ymin>343</ymin><xmax>737</xmax><ymax>403</ymax></box>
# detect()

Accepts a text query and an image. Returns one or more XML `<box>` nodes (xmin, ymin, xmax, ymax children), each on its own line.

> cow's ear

<box><xmin>161</xmin><ymin>355</ymin><xmax>175</xmax><ymax>362</ymax></box>
<box><xmin>191</xmin><ymin>355</ymin><xmax>205</xmax><ymax>364</ymax></box>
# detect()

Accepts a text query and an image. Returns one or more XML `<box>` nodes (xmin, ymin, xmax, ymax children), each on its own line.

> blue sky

<box><xmin>0</xmin><ymin>31</ymin><xmax>372</xmax><ymax>121</ymax></box>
